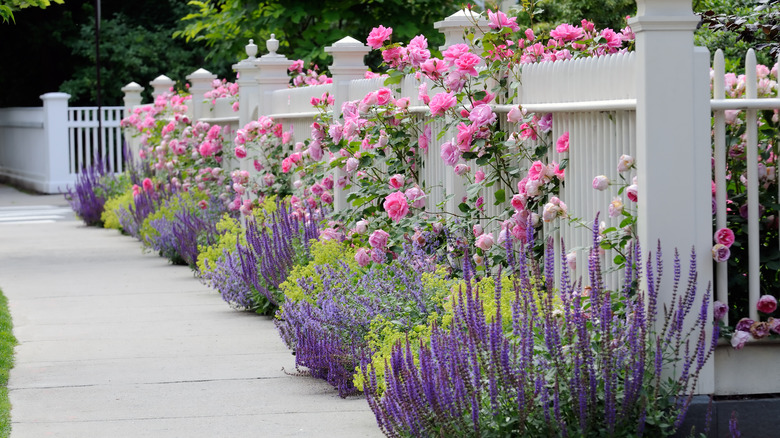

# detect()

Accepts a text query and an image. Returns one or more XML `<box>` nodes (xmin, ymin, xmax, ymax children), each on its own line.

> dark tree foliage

<box><xmin>173</xmin><ymin>0</ymin><xmax>461</xmax><ymax>72</ymax></box>
<box><xmin>699</xmin><ymin>0</ymin><xmax>779</xmax><ymax>58</ymax></box>
<box><xmin>0</xmin><ymin>0</ymin><xmax>229</xmax><ymax>106</ymax></box>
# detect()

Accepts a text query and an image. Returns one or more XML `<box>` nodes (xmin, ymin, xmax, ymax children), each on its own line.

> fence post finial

<box><xmin>121</xmin><ymin>82</ymin><xmax>144</xmax><ymax>111</ymax></box>
<box><xmin>149</xmin><ymin>75</ymin><xmax>175</xmax><ymax>98</ymax></box>
<box><xmin>234</xmin><ymin>39</ymin><xmax>263</xmax><ymax>126</ymax></box>
<box><xmin>254</xmin><ymin>35</ymin><xmax>291</xmax><ymax>116</ymax></box>
<box><xmin>433</xmin><ymin>8</ymin><xmax>489</xmax><ymax>52</ymax></box>
<box><xmin>186</xmin><ymin>68</ymin><xmax>218</xmax><ymax>122</ymax></box>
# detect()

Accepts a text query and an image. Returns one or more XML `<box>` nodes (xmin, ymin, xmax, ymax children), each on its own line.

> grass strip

<box><xmin>0</xmin><ymin>289</ymin><xmax>16</xmax><ymax>438</ymax></box>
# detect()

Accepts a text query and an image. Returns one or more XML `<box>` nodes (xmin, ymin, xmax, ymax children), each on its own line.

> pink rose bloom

<box><xmin>751</xmin><ymin>321</ymin><xmax>771</xmax><ymax>338</ymax></box>
<box><xmin>511</xmin><ymin>194</ymin><xmax>525</xmax><ymax>211</ymax></box>
<box><xmin>455</xmin><ymin>53</ymin><xmax>481</xmax><ymax>76</ymax></box>
<box><xmin>405</xmin><ymin>186</ymin><xmax>426</xmax><ymax>209</ymax></box>
<box><xmin>475</xmin><ymin>169</ymin><xmax>485</xmax><ymax>183</ymax></box>
<box><xmin>142</xmin><ymin>178</ymin><xmax>153</xmax><ymax>192</ymax></box>
<box><xmin>525</xmin><ymin>28</ymin><xmax>535</xmax><ymax>41</ymax></box>
<box><xmin>440</xmin><ymin>141</ymin><xmax>461</xmax><ymax>167</ymax></box>
<box><xmin>234</xmin><ymin>146</ymin><xmax>247</xmax><ymax>159</ymax></box>
<box><xmin>369</xmin><ymin>229</ymin><xmax>390</xmax><ymax>249</ymax></box>
<box><xmin>601</xmin><ymin>28</ymin><xmax>622</xmax><ymax>50</ymax></box>
<box><xmin>421</xmin><ymin>58</ymin><xmax>448</xmax><ymax>80</ymax></box>
<box><xmin>263</xmin><ymin>173</ymin><xmax>275</xmax><ymax>187</ymax></box>
<box><xmin>442</xmin><ymin>44</ymin><xmax>470</xmax><ymax>65</ymax></box>
<box><xmin>487</xmin><ymin>9</ymin><xmax>520</xmax><ymax>32</ymax></box>
<box><xmin>454</xmin><ymin>164</ymin><xmax>471</xmax><ymax>176</ymax></box>
<box><xmin>320</xmin><ymin>191</ymin><xmax>333</xmax><ymax>204</ymax></box>
<box><xmin>321</xmin><ymin>176</ymin><xmax>334</xmax><ymax>190</ymax></box>
<box><xmin>731</xmin><ymin>330</ymin><xmax>751</xmax><ymax>350</ymax></box>
<box><xmin>468</xmin><ymin>104</ymin><xmax>497</xmax><ymax>127</ymax></box>
<box><xmin>519</xmin><ymin>123</ymin><xmax>538</xmax><ymax>140</ymax></box>
<box><xmin>354</xmin><ymin>220</ymin><xmax>369</xmax><ymax>234</ymax></box>
<box><xmin>617</xmin><ymin>154</ymin><xmax>634</xmax><ymax>172</ymax></box>
<box><xmin>713</xmin><ymin>301</ymin><xmax>728</xmax><ymax>321</ymax></box>
<box><xmin>428</xmin><ymin>91</ymin><xmax>456</xmax><ymax>116</ymax></box>
<box><xmin>566</xmin><ymin>251</ymin><xmax>577</xmax><ymax>272</ymax></box>
<box><xmin>367</xmin><ymin>25</ymin><xmax>392</xmax><ymax>49</ymax></box>
<box><xmin>395</xmin><ymin>97</ymin><xmax>410</xmax><ymax>109</ymax></box>
<box><xmin>384</xmin><ymin>191</ymin><xmax>409</xmax><ymax>222</ymax></box>
<box><xmin>371</xmin><ymin>248</ymin><xmax>386</xmax><ymax>264</ymax></box>
<box><xmin>714</xmin><ymin>228</ymin><xmax>735</xmax><ymax>248</ymax></box>
<box><xmin>542</xmin><ymin>202</ymin><xmax>561</xmax><ymax>222</ymax></box>
<box><xmin>609</xmin><ymin>197</ymin><xmax>624</xmax><ymax>218</ymax></box>
<box><xmin>376</xmin><ymin>88</ymin><xmax>393</xmax><ymax>105</ymax></box>
<box><xmin>345</xmin><ymin>157</ymin><xmax>359</xmax><ymax>173</ymax></box>
<box><xmin>735</xmin><ymin>317</ymin><xmax>755</xmax><ymax>332</ymax></box>
<box><xmin>528</xmin><ymin>161</ymin><xmax>546</xmax><ymax>181</ymax></box>
<box><xmin>537</xmin><ymin>113</ymin><xmax>553</xmax><ymax>133</ymax></box>
<box><xmin>418</xmin><ymin>83</ymin><xmax>430</xmax><ymax>105</ymax></box>
<box><xmin>355</xmin><ymin>248</ymin><xmax>371</xmax><ymax>267</ymax></box>
<box><xmin>455</xmin><ymin>122</ymin><xmax>476</xmax><ymax>151</ymax></box>
<box><xmin>768</xmin><ymin>317</ymin><xmax>780</xmax><ymax>335</ymax></box>
<box><xmin>556</xmin><ymin>132</ymin><xmax>570</xmax><ymax>153</ymax></box>
<box><xmin>311</xmin><ymin>183</ymin><xmax>324</xmax><ymax>196</ymax></box>
<box><xmin>626</xmin><ymin>184</ymin><xmax>638</xmax><ymax>202</ymax></box>
<box><xmin>473</xmin><ymin>224</ymin><xmax>483</xmax><ymax>237</ymax></box>
<box><xmin>757</xmin><ymin>295</ymin><xmax>778</xmax><ymax>314</ymax></box>
<box><xmin>550</xmin><ymin>23</ymin><xmax>583</xmax><ymax>42</ymax></box>
<box><xmin>593</xmin><ymin>175</ymin><xmax>610</xmax><ymax>191</ymax></box>
<box><xmin>712</xmin><ymin>243</ymin><xmax>730</xmax><ymax>262</ymax></box>
<box><xmin>475</xmin><ymin>233</ymin><xmax>494</xmax><ymax>251</ymax></box>
<box><xmin>507</xmin><ymin>106</ymin><xmax>524</xmax><ymax>123</ymax></box>
<box><xmin>382</xmin><ymin>46</ymin><xmax>407</xmax><ymax>68</ymax></box>
<box><xmin>389</xmin><ymin>174</ymin><xmax>405</xmax><ymax>189</ymax></box>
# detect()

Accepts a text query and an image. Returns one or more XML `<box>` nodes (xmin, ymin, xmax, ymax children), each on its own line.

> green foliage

<box><xmin>279</xmin><ymin>239</ymin><xmax>357</xmax><ymax>304</ymax></box>
<box><xmin>695</xmin><ymin>0</ymin><xmax>777</xmax><ymax>68</ymax></box>
<box><xmin>101</xmin><ymin>186</ymin><xmax>134</xmax><ymax>231</ymax></box>
<box><xmin>196</xmin><ymin>213</ymin><xmax>244</xmax><ymax>276</ymax></box>
<box><xmin>0</xmin><ymin>0</ymin><xmax>63</xmax><ymax>24</ymax></box>
<box><xmin>0</xmin><ymin>289</ymin><xmax>17</xmax><ymax>438</ymax></box>
<box><xmin>527</xmin><ymin>0</ymin><xmax>635</xmax><ymax>32</ymax></box>
<box><xmin>174</xmin><ymin>0</ymin><xmax>460</xmax><ymax>71</ymax></box>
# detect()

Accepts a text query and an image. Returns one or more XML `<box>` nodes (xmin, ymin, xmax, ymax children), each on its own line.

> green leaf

<box><xmin>494</xmin><ymin>189</ymin><xmax>505</xmax><ymax>204</ymax></box>
<box><xmin>458</xmin><ymin>202</ymin><xmax>471</xmax><ymax>213</ymax></box>
<box><xmin>559</xmin><ymin>158</ymin><xmax>568</xmax><ymax>171</ymax></box>
<box><xmin>614</xmin><ymin>255</ymin><xmax>625</xmax><ymax>265</ymax></box>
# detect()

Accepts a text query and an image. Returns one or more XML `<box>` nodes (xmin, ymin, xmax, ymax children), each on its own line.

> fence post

<box><xmin>434</xmin><ymin>9</ymin><xmax>489</xmax><ymax>214</ymax></box>
<box><xmin>149</xmin><ymin>75</ymin><xmax>175</xmax><ymax>98</ymax></box>
<box><xmin>121</xmin><ymin>82</ymin><xmax>145</xmax><ymax>160</ymax></box>
<box><xmin>325</xmin><ymin>36</ymin><xmax>369</xmax><ymax>212</ymax></box>
<box><xmin>186</xmin><ymin>69</ymin><xmax>217</xmax><ymax>123</ymax></box>
<box><xmin>233</xmin><ymin>39</ymin><xmax>261</xmax><ymax>128</ymax></box>
<box><xmin>255</xmin><ymin>34</ymin><xmax>291</xmax><ymax>116</ymax></box>
<box><xmin>40</xmin><ymin>92</ymin><xmax>72</xmax><ymax>193</ymax></box>
<box><xmin>628</xmin><ymin>0</ymin><xmax>714</xmax><ymax>394</ymax></box>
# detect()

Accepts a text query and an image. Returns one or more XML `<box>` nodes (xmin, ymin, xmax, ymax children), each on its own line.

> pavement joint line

<box><xmin>11</xmin><ymin>409</ymin><xmax>375</xmax><ymax>424</ymax></box>
<box><xmin>13</xmin><ymin>353</ymin><xmax>293</xmax><ymax>365</ymax></box>
<box><xmin>9</xmin><ymin>375</ymin><xmax>286</xmax><ymax>391</ymax></box>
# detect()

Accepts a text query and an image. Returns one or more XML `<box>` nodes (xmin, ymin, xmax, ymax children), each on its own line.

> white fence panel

<box><xmin>67</xmin><ymin>106</ymin><xmax>126</xmax><ymax>174</ymax></box>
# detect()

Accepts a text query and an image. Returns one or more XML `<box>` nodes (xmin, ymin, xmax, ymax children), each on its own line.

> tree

<box><xmin>0</xmin><ymin>0</ymin><xmax>63</xmax><ymax>24</ymax></box>
<box><xmin>173</xmin><ymin>0</ymin><xmax>461</xmax><ymax>71</ymax></box>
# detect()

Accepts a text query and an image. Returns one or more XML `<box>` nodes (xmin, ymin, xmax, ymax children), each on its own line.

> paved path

<box><xmin>0</xmin><ymin>184</ymin><xmax>382</xmax><ymax>437</ymax></box>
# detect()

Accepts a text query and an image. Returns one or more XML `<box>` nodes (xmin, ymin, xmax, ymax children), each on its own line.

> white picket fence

<box><xmin>0</xmin><ymin>92</ymin><xmax>125</xmax><ymax>193</ymax></box>
<box><xmin>120</xmin><ymin>3</ymin><xmax>780</xmax><ymax>396</ymax></box>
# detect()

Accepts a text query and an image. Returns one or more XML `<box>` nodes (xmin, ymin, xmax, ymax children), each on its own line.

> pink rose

<box><xmin>757</xmin><ymin>295</ymin><xmax>778</xmax><ymax>314</ymax></box>
<box><xmin>320</xmin><ymin>191</ymin><xmax>333</xmax><ymax>204</ymax></box>
<box><xmin>566</xmin><ymin>252</ymin><xmax>577</xmax><ymax>272</ymax></box>
<box><xmin>311</xmin><ymin>183</ymin><xmax>324</xmax><ymax>196</ymax></box>
<box><xmin>617</xmin><ymin>154</ymin><xmax>634</xmax><ymax>172</ymax></box>
<box><xmin>369</xmin><ymin>229</ymin><xmax>390</xmax><ymax>249</ymax></box>
<box><xmin>389</xmin><ymin>174</ymin><xmax>405</xmax><ymax>189</ymax></box>
<box><xmin>355</xmin><ymin>248</ymin><xmax>371</xmax><ymax>267</ymax></box>
<box><xmin>475</xmin><ymin>170</ymin><xmax>485</xmax><ymax>183</ymax></box>
<box><xmin>354</xmin><ymin>220</ymin><xmax>369</xmax><ymax>234</ymax></box>
<box><xmin>507</xmin><ymin>106</ymin><xmax>524</xmax><ymax>123</ymax></box>
<box><xmin>376</xmin><ymin>88</ymin><xmax>393</xmax><ymax>105</ymax></box>
<box><xmin>234</xmin><ymin>146</ymin><xmax>247</xmax><ymax>159</ymax></box>
<box><xmin>367</xmin><ymin>25</ymin><xmax>392</xmax><ymax>49</ymax></box>
<box><xmin>556</xmin><ymin>132</ymin><xmax>570</xmax><ymax>153</ymax></box>
<box><xmin>440</xmin><ymin>141</ymin><xmax>460</xmax><ymax>167</ymax></box>
<box><xmin>428</xmin><ymin>91</ymin><xmax>456</xmax><ymax>116</ymax></box>
<box><xmin>345</xmin><ymin>157</ymin><xmax>359</xmax><ymax>173</ymax></box>
<box><xmin>511</xmin><ymin>194</ymin><xmax>525</xmax><ymax>211</ymax></box>
<box><xmin>454</xmin><ymin>164</ymin><xmax>471</xmax><ymax>176</ymax></box>
<box><xmin>468</xmin><ymin>104</ymin><xmax>497</xmax><ymax>127</ymax></box>
<box><xmin>487</xmin><ymin>9</ymin><xmax>520</xmax><ymax>32</ymax></box>
<box><xmin>383</xmin><ymin>191</ymin><xmax>409</xmax><ymax>222</ymax></box>
<box><xmin>750</xmin><ymin>321</ymin><xmax>770</xmax><ymax>339</ymax></box>
<box><xmin>142</xmin><ymin>178</ymin><xmax>153</xmax><ymax>192</ymax></box>
<box><xmin>527</xmin><ymin>161</ymin><xmax>547</xmax><ymax>181</ymax></box>
<box><xmin>263</xmin><ymin>173</ymin><xmax>275</xmax><ymax>187</ymax></box>
<box><xmin>593</xmin><ymin>175</ymin><xmax>610</xmax><ymax>191</ymax></box>
<box><xmin>730</xmin><ymin>330</ymin><xmax>751</xmax><ymax>350</ymax></box>
<box><xmin>713</xmin><ymin>301</ymin><xmax>728</xmax><ymax>321</ymax></box>
<box><xmin>626</xmin><ymin>184</ymin><xmax>638</xmax><ymax>202</ymax></box>
<box><xmin>418</xmin><ymin>83</ymin><xmax>430</xmax><ymax>105</ymax></box>
<box><xmin>371</xmin><ymin>248</ymin><xmax>386</xmax><ymax>264</ymax></box>
<box><xmin>714</xmin><ymin>228</ymin><xmax>735</xmax><ymax>248</ymax></box>
<box><xmin>404</xmin><ymin>186</ymin><xmax>426</xmax><ymax>209</ymax></box>
<box><xmin>769</xmin><ymin>317</ymin><xmax>780</xmax><ymax>335</ymax></box>
<box><xmin>475</xmin><ymin>233</ymin><xmax>494</xmax><ymax>251</ymax></box>
<box><xmin>735</xmin><ymin>317</ymin><xmax>755</xmax><ymax>332</ymax></box>
<box><xmin>421</xmin><ymin>58</ymin><xmax>448</xmax><ymax>80</ymax></box>
<box><xmin>609</xmin><ymin>197</ymin><xmax>624</xmax><ymax>218</ymax></box>
<box><xmin>542</xmin><ymin>202</ymin><xmax>562</xmax><ymax>222</ymax></box>
<box><xmin>455</xmin><ymin>53</ymin><xmax>481</xmax><ymax>76</ymax></box>
<box><xmin>711</xmin><ymin>244</ymin><xmax>730</xmax><ymax>263</ymax></box>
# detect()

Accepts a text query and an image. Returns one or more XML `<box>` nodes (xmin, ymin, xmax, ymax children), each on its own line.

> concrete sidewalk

<box><xmin>0</xmin><ymin>185</ymin><xmax>382</xmax><ymax>437</ymax></box>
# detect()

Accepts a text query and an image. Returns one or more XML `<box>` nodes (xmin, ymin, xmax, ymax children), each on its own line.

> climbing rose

<box><xmin>593</xmin><ymin>175</ymin><xmax>610</xmax><ymax>191</ymax></box>
<box><xmin>355</xmin><ymin>248</ymin><xmax>371</xmax><ymax>267</ymax></box>
<box><xmin>714</xmin><ymin>228</ymin><xmax>735</xmax><ymax>248</ymax></box>
<box><xmin>713</xmin><ymin>301</ymin><xmax>728</xmax><ymax>321</ymax></box>
<box><xmin>475</xmin><ymin>233</ymin><xmax>494</xmax><ymax>251</ymax></box>
<box><xmin>383</xmin><ymin>191</ymin><xmax>409</xmax><ymax>222</ymax></box>
<box><xmin>556</xmin><ymin>132</ymin><xmax>570</xmax><ymax>153</ymax></box>
<box><xmin>757</xmin><ymin>295</ymin><xmax>778</xmax><ymax>314</ymax></box>
<box><xmin>368</xmin><ymin>229</ymin><xmax>389</xmax><ymax>249</ymax></box>
<box><xmin>428</xmin><ymin>91</ymin><xmax>456</xmax><ymax>116</ymax></box>
<box><xmin>367</xmin><ymin>25</ymin><xmax>392</xmax><ymax>49</ymax></box>
<box><xmin>711</xmin><ymin>244</ymin><xmax>730</xmax><ymax>262</ymax></box>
